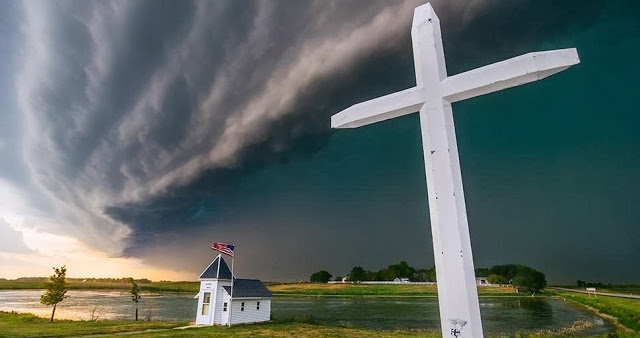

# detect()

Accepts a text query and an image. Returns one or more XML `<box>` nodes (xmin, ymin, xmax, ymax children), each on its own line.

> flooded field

<box><xmin>0</xmin><ymin>290</ymin><xmax>612</xmax><ymax>336</ymax></box>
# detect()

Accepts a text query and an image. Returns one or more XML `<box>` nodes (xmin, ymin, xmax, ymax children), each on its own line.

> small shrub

<box><xmin>302</xmin><ymin>314</ymin><xmax>317</xmax><ymax>324</ymax></box>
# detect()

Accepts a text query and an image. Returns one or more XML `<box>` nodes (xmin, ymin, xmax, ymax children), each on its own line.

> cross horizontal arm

<box><xmin>331</xmin><ymin>86</ymin><xmax>426</xmax><ymax>128</ymax></box>
<box><xmin>441</xmin><ymin>48</ymin><xmax>580</xmax><ymax>103</ymax></box>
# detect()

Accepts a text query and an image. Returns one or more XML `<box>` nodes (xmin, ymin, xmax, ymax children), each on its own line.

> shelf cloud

<box><xmin>4</xmin><ymin>0</ymin><xmax>636</xmax><ymax>283</ymax></box>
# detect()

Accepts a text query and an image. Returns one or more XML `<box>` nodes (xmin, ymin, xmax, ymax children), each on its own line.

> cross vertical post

<box><xmin>330</xmin><ymin>2</ymin><xmax>579</xmax><ymax>337</ymax></box>
<box><xmin>412</xmin><ymin>6</ymin><xmax>482</xmax><ymax>336</ymax></box>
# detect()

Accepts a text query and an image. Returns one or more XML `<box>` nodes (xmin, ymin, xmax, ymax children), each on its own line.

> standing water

<box><xmin>0</xmin><ymin>290</ymin><xmax>612</xmax><ymax>336</ymax></box>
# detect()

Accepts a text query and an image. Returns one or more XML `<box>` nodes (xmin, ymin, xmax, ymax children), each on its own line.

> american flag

<box><xmin>211</xmin><ymin>242</ymin><xmax>234</xmax><ymax>257</ymax></box>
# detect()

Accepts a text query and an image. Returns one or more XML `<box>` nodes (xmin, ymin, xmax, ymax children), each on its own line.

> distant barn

<box><xmin>475</xmin><ymin>277</ymin><xmax>488</xmax><ymax>285</ymax></box>
<box><xmin>195</xmin><ymin>254</ymin><xmax>272</xmax><ymax>325</ymax></box>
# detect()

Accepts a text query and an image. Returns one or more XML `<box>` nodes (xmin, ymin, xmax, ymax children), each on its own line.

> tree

<box><xmin>411</xmin><ymin>267</ymin><xmax>437</xmax><ymax>282</ymax></box>
<box><xmin>130</xmin><ymin>278</ymin><xmax>141</xmax><ymax>320</ymax></box>
<box><xmin>349</xmin><ymin>266</ymin><xmax>366</xmax><ymax>282</ymax></box>
<box><xmin>310</xmin><ymin>270</ymin><xmax>332</xmax><ymax>283</ymax></box>
<box><xmin>487</xmin><ymin>274</ymin><xmax>507</xmax><ymax>285</ymax></box>
<box><xmin>489</xmin><ymin>264</ymin><xmax>523</xmax><ymax>281</ymax></box>
<box><xmin>513</xmin><ymin>268</ymin><xmax>547</xmax><ymax>296</ymax></box>
<box><xmin>40</xmin><ymin>266</ymin><xmax>69</xmax><ymax>322</ymax></box>
<box><xmin>378</xmin><ymin>267</ymin><xmax>395</xmax><ymax>281</ymax></box>
<box><xmin>425</xmin><ymin>266</ymin><xmax>437</xmax><ymax>282</ymax></box>
<box><xmin>412</xmin><ymin>269</ymin><xmax>429</xmax><ymax>282</ymax></box>
<box><xmin>475</xmin><ymin>268</ymin><xmax>490</xmax><ymax>277</ymax></box>
<box><xmin>387</xmin><ymin>261</ymin><xmax>416</xmax><ymax>281</ymax></box>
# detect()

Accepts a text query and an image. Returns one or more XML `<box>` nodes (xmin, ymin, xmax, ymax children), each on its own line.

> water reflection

<box><xmin>0</xmin><ymin>291</ymin><xmax>612</xmax><ymax>336</ymax></box>
<box><xmin>0</xmin><ymin>290</ymin><xmax>196</xmax><ymax>322</ymax></box>
<box><xmin>500</xmin><ymin>298</ymin><xmax>553</xmax><ymax>319</ymax></box>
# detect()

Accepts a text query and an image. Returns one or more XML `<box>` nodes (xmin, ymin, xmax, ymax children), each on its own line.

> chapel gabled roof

<box><xmin>199</xmin><ymin>254</ymin><xmax>233</xmax><ymax>280</ymax></box>
<box><xmin>222</xmin><ymin>279</ymin><xmax>272</xmax><ymax>298</ymax></box>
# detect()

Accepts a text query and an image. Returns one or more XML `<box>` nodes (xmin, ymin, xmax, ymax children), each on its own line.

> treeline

<box><xmin>576</xmin><ymin>280</ymin><xmax>613</xmax><ymax>288</ymax></box>
<box><xmin>311</xmin><ymin>262</ymin><xmax>547</xmax><ymax>294</ymax></box>
<box><xmin>475</xmin><ymin>264</ymin><xmax>547</xmax><ymax>294</ymax></box>
<box><xmin>347</xmin><ymin>261</ymin><xmax>436</xmax><ymax>283</ymax></box>
<box><xmin>311</xmin><ymin>261</ymin><xmax>436</xmax><ymax>284</ymax></box>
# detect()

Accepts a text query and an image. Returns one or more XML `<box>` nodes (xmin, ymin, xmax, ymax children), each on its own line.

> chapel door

<box><xmin>221</xmin><ymin>300</ymin><xmax>229</xmax><ymax>324</ymax></box>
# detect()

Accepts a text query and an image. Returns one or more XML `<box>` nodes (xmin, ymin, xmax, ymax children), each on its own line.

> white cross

<box><xmin>331</xmin><ymin>3</ymin><xmax>579</xmax><ymax>337</ymax></box>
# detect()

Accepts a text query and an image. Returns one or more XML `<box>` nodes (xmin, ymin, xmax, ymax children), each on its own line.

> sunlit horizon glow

<box><xmin>1</xmin><ymin>218</ymin><xmax>193</xmax><ymax>280</ymax></box>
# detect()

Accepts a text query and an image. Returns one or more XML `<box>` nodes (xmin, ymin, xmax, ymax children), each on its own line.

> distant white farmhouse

<box><xmin>195</xmin><ymin>254</ymin><xmax>272</xmax><ymax>325</ymax></box>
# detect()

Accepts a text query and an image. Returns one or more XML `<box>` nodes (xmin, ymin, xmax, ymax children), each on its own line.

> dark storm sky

<box><xmin>0</xmin><ymin>0</ymin><xmax>638</xmax><ymax>283</ymax></box>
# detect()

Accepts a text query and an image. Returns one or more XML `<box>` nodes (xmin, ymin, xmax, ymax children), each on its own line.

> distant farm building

<box><xmin>393</xmin><ymin>277</ymin><xmax>411</xmax><ymax>283</ymax></box>
<box><xmin>195</xmin><ymin>254</ymin><xmax>272</xmax><ymax>325</ymax></box>
<box><xmin>476</xmin><ymin>277</ymin><xmax>488</xmax><ymax>285</ymax></box>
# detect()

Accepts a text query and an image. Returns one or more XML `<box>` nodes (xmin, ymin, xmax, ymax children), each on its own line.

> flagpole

<box><xmin>228</xmin><ymin>247</ymin><xmax>235</xmax><ymax>327</ymax></box>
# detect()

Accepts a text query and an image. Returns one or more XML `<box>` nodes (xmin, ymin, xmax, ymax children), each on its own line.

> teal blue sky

<box><xmin>0</xmin><ymin>1</ymin><xmax>638</xmax><ymax>282</ymax></box>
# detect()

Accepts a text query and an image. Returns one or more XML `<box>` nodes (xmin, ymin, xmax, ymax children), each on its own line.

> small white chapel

<box><xmin>195</xmin><ymin>254</ymin><xmax>272</xmax><ymax>325</ymax></box>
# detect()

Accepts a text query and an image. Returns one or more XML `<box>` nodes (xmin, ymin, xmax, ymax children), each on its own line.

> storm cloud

<box><xmin>5</xmin><ymin>0</ymin><xmax>639</xmax><ymax>282</ymax></box>
<box><xmin>0</xmin><ymin>218</ymin><xmax>33</xmax><ymax>254</ymax></box>
<box><xmin>17</xmin><ymin>0</ymin><xmax>429</xmax><ymax>252</ymax></box>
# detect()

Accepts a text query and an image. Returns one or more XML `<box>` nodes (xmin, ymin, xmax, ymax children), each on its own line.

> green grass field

<box><xmin>134</xmin><ymin>321</ymin><xmax>441</xmax><ymax>338</ymax></box>
<box><xmin>268</xmin><ymin>283</ymin><xmax>518</xmax><ymax>296</ymax></box>
<box><xmin>554</xmin><ymin>292</ymin><xmax>640</xmax><ymax>333</ymax></box>
<box><xmin>0</xmin><ymin>279</ymin><xmax>201</xmax><ymax>293</ymax></box>
<box><xmin>557</xmin><ymin>285</ymin><xmax>640</xmax><ymax>296</ymax></box>
<box><xmin>0</xmin><ymin>311</ymin><xmax>188</xmax><ymax>338</ymax></box>
<box><xmin>605</xmin><ymin>286</ymin><xmax>640</xmax><ymax>295</ymax></box>
<box><xmin>0</xmin><ymin>280</ymin><xmax>520</xmax><ymax>296</ymax></box>
<box><xmin>137</xmin><ymin>281</ymin><xmax>200</xmax><ymax>293</ymax></box>
<box><xmin>0</xmin><ymin>311</ymin><xmax>623</xmax><ymax>338</ymax></box>
<box><xmin>0</xmin><ymin>311</ymin><xmax>440</xmax><ymax>338</ymax></box>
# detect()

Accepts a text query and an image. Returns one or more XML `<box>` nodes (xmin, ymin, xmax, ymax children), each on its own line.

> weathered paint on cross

<box><xmin>331</xmin><ymin>3</ymin><xmax>579</xmax><ymax>337</ymax></box>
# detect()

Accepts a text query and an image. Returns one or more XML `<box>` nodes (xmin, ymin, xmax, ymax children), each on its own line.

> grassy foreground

<box><xmin>0</xmin><ymin>311</ymin><xmax>440</xmax><ymax>338</ymax></box>
<box><xmin>136</xmin><ymin>322</ymin><xmax>440</xmax><ymax>338</ymax></box>
<box><xmin>554</xmin><ymin>292</ymin><xmax>640</xmax><ymax>333</ymax></box>
<box><xmin>0</xmin><ymin>311</ymin><xmax>189</xmax><ymax>337</ymax></box>
<box><xmin>0</xmin><ymin>311</ymin><xmax>618</xmax><ymax>338</ymax></box>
